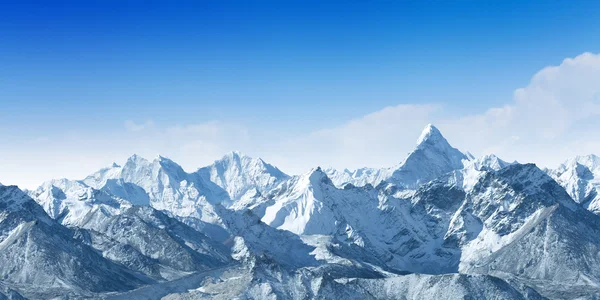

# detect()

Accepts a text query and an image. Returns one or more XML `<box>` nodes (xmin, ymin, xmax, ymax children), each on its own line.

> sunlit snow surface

<box><xmin>1</xmin><ymin>125</ymin><xmax>599</xmax><ymax>298</ymax></box>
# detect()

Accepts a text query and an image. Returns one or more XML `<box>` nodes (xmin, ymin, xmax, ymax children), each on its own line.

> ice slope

<box><xmin>324</xmin><ymin>167</ymin><xmax>392</xmax><ymax>189</ymax></box>
<box><xmin>549</xmin><ymin>154</ymin><xmax>600</xmax><ymax>214</ymax></box>
<box><xmin>0</xmin><ymin>185</ymin><xmax>153</xmax><ymax>299</ymax></box>
<box><xmin>31</xmin><ymin>153</ymin><xmax>289</xmax><ymax>229</ymax></box>
<box><xmin>82</xmin><ymin>155</ymin><xmax>228</xmax><ymax>224</ymax></box>
<box><xmin>196</xmin><ymin>151</ymin><xmax>289</xmax><ymax>203</ymax></box>
<box><xmin>455</xmin><ymin>164</ymin><xmax>600</xmax><ymax>298</ymax></box>
<box><xmin>15</xmin><ymin>124</ymin><xmax>600</xmax><ymax>299</ymax></box>
<box><xmin>389</xmin><ymin>124</ymin><xmax>470</xmax><ymax>189</ymax></box>
<box><xmin>260</xmin><ymin>167</ymin><xmax>463</xmax><ymax>274</ymax></box>
<box><xmin>78</xmin><ymin>206</ymin><xmax>232</xmax><ymax>281</ymax></box>
<box><xmin>28</xmin><ymin>178</ymin><xmax>129</xmax><ymax>229</ymax></box>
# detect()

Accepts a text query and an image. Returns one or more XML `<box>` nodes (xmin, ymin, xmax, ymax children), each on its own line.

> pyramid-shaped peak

<box><xmin>416</xmin><ymin>124</ymin><xmax>446</xmax><ymax>147</ymax></box>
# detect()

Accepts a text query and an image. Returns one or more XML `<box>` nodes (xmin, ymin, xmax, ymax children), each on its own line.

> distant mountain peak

<box><xmin>197</xmin><ymin>151</ymin><xmax>289</xmax><ymax>202</ymax></box>
<box><xmin>307</xmin><ymin>167</ymin><xmax>330</xmax><ymax>184</ymax></box>
<box><xmin>125</xmin><ymin>153</ymin><xmax>150</xmax><ymax>165</ymax></box>
<box><xmin>387</xmin><ymin>124</ymin><xmax>468</xmax><ymax>189</ymax></box>
<box><xmin>226</xmin><ymin>150</ymin><xmax>246</xmax><ymax>157</ymax></box>
<box><xmin>415</xmin><ymin>123</ymin><xmax>452</xmax><ymax>150</ymax></box>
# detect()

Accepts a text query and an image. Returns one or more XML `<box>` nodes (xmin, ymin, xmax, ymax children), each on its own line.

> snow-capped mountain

<box><xmin>390</xmin><ymin>123</ymin><xmax>470</xmax><ymax>188</ymax></box>
<box><xmin>30</xmin><ymin>153</ymin><xmax>290</xmax><ymax>229</ymax></box>
<box><xmin>6</xmin><ymin>123</ymin><xmax>600</xmax><ymax>298</ymax></box>
<box><xmin>324</xmin><ymin>166</ymin><xmax>391</xmax><ymax>188</ymax></box>
<box><xmin>78</xmin><ymin>205</ymin><xmax>232</xmax><ymax>281</ymax></box>
<box><xmin>456</xmin><ymin>164</ymin><xmax>600</xmax><ymax>299</ymax></box>
<box><xmin>82</xmin><ymin>154</ymin><xmax>228</xmax><ymax>224</ymax></box>
<box><xmin>548</xmin><ymin>154</ymin><xmax>600</xmax><ymax>214</ymax></box>
<box><xmin>196</xmin><ymin>151</ymin><xmax>289</xmax><ymax>204</ymax></box>
<box><xmin>0</xmin><ymin>185</ymin><xmax>153</xmax><ymax>299</ymax></box>
<box><xmin>326</xmin><ymin>124</ymin><xmax>469</xmax><ymax>189</ymax></box>
<box><xmin>28</xmin><ymin>178</ymin><xmax>129</xmax><ymax>229</ymax></box>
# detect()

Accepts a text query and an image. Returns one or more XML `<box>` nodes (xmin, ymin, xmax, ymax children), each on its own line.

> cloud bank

<box><xmin>2</xmin><ymin>53</ymin><xmax>600</xmax><ymax>188</ymax></box>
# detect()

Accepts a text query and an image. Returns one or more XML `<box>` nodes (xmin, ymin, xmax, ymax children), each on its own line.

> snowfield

<box><xmin>1</xmin><ymin>124</ymin><xmax>599</xmax><ymax>299</ymax></box>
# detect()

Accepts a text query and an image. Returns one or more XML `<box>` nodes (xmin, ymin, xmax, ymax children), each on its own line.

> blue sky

<box><xmin>2</xmin><ymin>1</ymin><xmax>600</xmax><ymax>188</ymax></box>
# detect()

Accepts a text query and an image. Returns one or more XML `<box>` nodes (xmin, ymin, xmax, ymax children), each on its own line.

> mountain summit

<box><xmin>326</xmin><ymin>124</ymin><xmax>469</xmax><ymax>189</ymax></box>
<box><xmin>415</xmin><ymin>123</ymin><xmax>445</xmax><ymax>147</ymax></box>
<box><xmin>196</xmin><ymin>151</ymin><xmax>289</xmax><ymax>202</ymax></box>
<box><xmin>390</xmin><ymin>124</ymin><xmax>469</xmax><ymax>188</ymax></box>
<box><xmin>16</xmin><ymin>124</ymin><xmax>600</xmax><ymax>298</ymax></box>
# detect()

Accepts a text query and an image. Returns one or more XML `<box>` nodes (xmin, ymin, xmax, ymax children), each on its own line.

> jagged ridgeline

<box><xmin>1</xmin><ymin>124</ymin><xmax>599</xmax><ymax>299</ymax></box>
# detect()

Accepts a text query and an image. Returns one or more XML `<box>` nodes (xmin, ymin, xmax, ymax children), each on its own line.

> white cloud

<box><xmin>441</xmin><ymin>52</ymin><xmax>600</xmax><ymax>167</ymax></box>
<box><xmin>266</xmin><ymin>104</ymin><xmax>441</xmax><ymax>174</ymax></box>
<box><xmin>2</xmin><ymin>52</ymin><xmax>600</xmax><ymax>189</ymax></box>
<box><xmin>272</xmin><ymin>52</ymin><xmax>600</xmax><ymax>173</ymax></box>
<box><xmin>0</xmin><ymin>120</ymin><xmax>253</xmax><ymax>189</ymax></box>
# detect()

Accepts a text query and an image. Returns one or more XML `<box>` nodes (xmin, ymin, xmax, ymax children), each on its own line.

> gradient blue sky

<box><xmin>2</xmin><ymin>1</ymin><xmax>600</xmax><ymax>188</ymax></box>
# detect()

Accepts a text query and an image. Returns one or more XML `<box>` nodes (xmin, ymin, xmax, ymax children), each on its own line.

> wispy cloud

<box><xmin>3</xmin><ymin>53</ymin><xmax>600</xmax><ymax>188</ymax></box>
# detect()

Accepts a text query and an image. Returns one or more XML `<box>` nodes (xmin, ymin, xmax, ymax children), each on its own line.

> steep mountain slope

<box><xmin>324</xmin><ymin>167</ymin><xmax>391</xmax><ymax>189</ymax></box>
<box><xmin>549</xmin><ymin>154</ymin><xmax>600</xmax><ymax>214</ymax></box>
<box><xmin>454</xmin><ymin>164</ymin><xmax>600</xmax><ymax>298</ymax></box>
<box><xmin>260</xmin><ymin>167</ymin><xmax>464</xmax><ymax>274</ymax></box>
<box><xmin>132</xmin><ymin>259</ymin><xmax>541</xmax><ymax>300</ymax></box>
<box><xmin>32</xmin><ymin>153</ymin><xmax>289</xmax><ymax>228</ymax></box>
<box><xmin>196</xmin><ymin>151</ymin><xmax>289</xmax><ymax>203</ymax></box>
<box><xmin>28</xmin><ymin>178</ymin><xmax>129</xmax><ymax>229</ymax></box>
<box><xmin>79</xmin><ymin>206</ymin><xmax>232</xmax><ymax>281</ymax></box>
<box><xmin>0</xmin><ymin>185</ymin><xmax>152</xmax><ymax>298</ymax></box>
<box><xmin>15</xmin><ymin>123</ymin><xmax>600</xmax><ymax>299</ymax></box>
<box><xmin>326</xmin><ymin>124</ymin><xmax>469</xmax><ymax>189</ymax></box>
<box><xmin>389</xmin><ymin>124</ymin><xmax>469</xmax><ymax>189</ymax></box>
<box><xmin>82</xmin><ymin>155</ymin><xmax>228</xmax><ymax>224</ymax></box>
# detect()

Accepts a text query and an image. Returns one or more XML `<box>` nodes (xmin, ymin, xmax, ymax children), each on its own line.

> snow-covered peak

<box><xmin>223</xmin><ymin>150</ymin><xmax>246</xmax><ymax>159</ymax></box>
<box><xmin>474</xmin><ymin>163</ymin><xmax>578</xmax><ymax>211</ymax></box>
<box><xmin>83</xmin><ymin>154</ymin><xmax>189</xmax><ymax>190</ymax></box>
<box><xmin>549</xmin><ymin>154</ymin><xmax>600</xmax><ymax>213</ymax></box>
<box><xmin>153</xmin><ymin>155</ymin><xmax>188</xmax><ymax>180</ymax></box>
<box><xmin>125</xmin><ymin>153</ymin><xmax>149</xmax><ymax>166</ymax></box>
<box><xmin>450</xmin><ymin>154</ymin><xmax>513</xmax><ymax>192</ymax></box>
<box><xmin>561</xmin><ymin>154</ymin><xmax>600</xmax><ymax>172</ymax></box>
<box><xmin>0</xmin><ymin>185</ymin><xmax>35</xmax><ymax>212</ymax></box>
<box><xmin>416</xmin><ymin>123</ymin><xmax>444</xmax><ymax>147</ymax></box>
<box><xmin>29</xmin><ymin>177</ymin><xmax>127</xmax><ymax>228</ymax></box>
<box><xmin>324</xmin><ymin>166</ymin><xmax>390</xmax><ymax>188</ymax></box>
<box><xmin>325</xmin><ymin>124</ymin><xmax>468</xmax><ymax>189</ymax></box>
<box><xmin>196</xmin><ymin>151</ymin><xmax>288</xmax><ymax>202</ymax></box>
<box><xmin>390</xmin><ymin>124</ymin><xmax>469</xmax><ymax>189</ymax></box>
<box><xmin>471</xmin><ymin>154</ymin><xmax>511</xmax><ymax>171</ymax></box>
<box><xmin>413</xmin><ymin>124</ymin><xmax>462</xmax><ymax>153</ymax></box>
<box><xmin>307</xmin><ymin>167</ymin><xmax>330</xmax><ymax>185</ymax></box>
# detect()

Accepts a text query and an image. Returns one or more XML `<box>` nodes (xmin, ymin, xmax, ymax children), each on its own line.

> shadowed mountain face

<box><xmin>8</xmin><ymin>124</ymin><xmax>600</xmax><ymax>298</ymax></box>
<box><xmin>0</xmin><ymin>185</ymin><xmax>153</xmax><ymax>298</ymax></box>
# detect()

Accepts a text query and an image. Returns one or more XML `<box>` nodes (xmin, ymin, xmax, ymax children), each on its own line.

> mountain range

<box><xmin>1</xmin><ymin>124</ymin><xmax>599</xmax><ymax>299</ymax></box>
